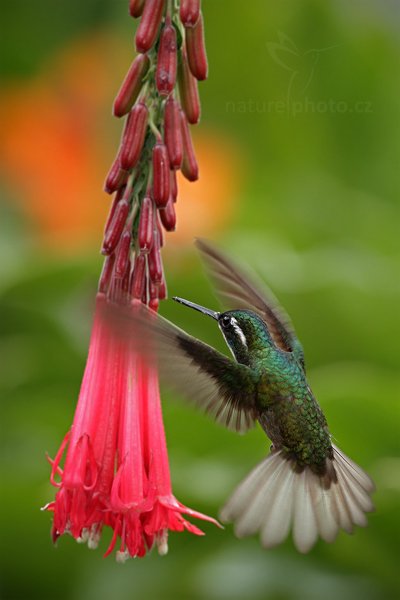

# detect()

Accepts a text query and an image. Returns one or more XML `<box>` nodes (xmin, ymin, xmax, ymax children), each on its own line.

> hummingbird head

<box><xmin>173</xmin><ymin>297</ymin><xmax>273</xmax><ymax>366</ymax></box>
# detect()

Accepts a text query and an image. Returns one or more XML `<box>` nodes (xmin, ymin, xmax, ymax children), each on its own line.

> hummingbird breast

<box><xmin>256</xmin><ymin>369</ymin><xmax>333</xmax><ymax>474</ymax></box>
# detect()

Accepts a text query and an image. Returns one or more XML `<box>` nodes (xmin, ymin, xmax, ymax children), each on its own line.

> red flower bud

<box><xmin>104</xmin><ymin>157</ymin><xmax>129</xmax><ymax>194</ymax></box>
<box><xmin>113</xmin><ymin>54</ymin><xmax>150</xmax><ymax>118</ymax></box>
<box><xmin>98</xmin><ymin>254</ymin><xmax>116</xmax><ymax>294</ymax></box>
<box><xmin>129</xmin><ymin>0</ymin><xmax>145</xmax><ymax>18</ymax></box>
<box><xmin>135</xmin><ymin>0</ymin><xmax>165</xmax><ymax>53</ymax></box>
<box><xmin>170</xmin><ymin>169</ymin><xmax>178</xmax><ymax>201</ymax></box>
<box><xmin>138</xmin><ymin>195</ymin><xmax>154</xmax><ymax>254</ymax></box>
<box><xmin>104</xmin><ymin>188</ymin><xmax>124</xmax><ymax>234</ymax></box>
<box><xmin>156</xmin><ymin>212</ymin><xmax>165</xmax><ymax>247</ymax></box>
<box><xmin>142</xmin><ymin>283</ymin><xmax>149</xmax><ymax>305</ymax></box>
<box><xmin>121</xmin><ymin>257</ymin><xmax>132</xmax><ymax>300</ymax></box>
<box><xmin>121</xmin><ymin>175</ymin><xmax>134</xmax><ymax>202</ymax></box>
<box><xmin>120</xmin><ymin>102</ymin><xmax>148</xmax><ymax>170</ymax></box>
<box><xmin>148</xmin><ymin>279</ymin><xmax>164</xmax><ymax>309</ymax></box>
<box><xmin>180</xmin><ymin>110</ymin><xmax>199</xmax><ymax>181</ymax></box>
<box><xmin>158</xmin><ymin>277</ymin><xmax>167</xmax><ymax>300</ymax></box>
<box><xmin>131</xmin><ymin>253</ymin><xmax>147</xmax><ymax>299</ymax></box>
<box><xmin>148</xmin><ymin>232</ymin><xmax>163</xmax><ymax>283</ymax></box>
<box><xmin>159</xmin><ymin>198</ymin><xmax>176</xmax><ymax>231</ymax></box>
<box><xmin>178</xmin><ymin>48</ymin><xmax>200</xmax><ymax>124</ymax></box>
<box><xmin>115</xmin><ymin>230</ymin><xmax>132</xmax><ymax>278</ymax></box>
<box><xmin>180</xmin><ymin>0</ymin><xmax>200</xmax><ymax>27</ymax></box>
<box><xmin>102</xmin><ymin>200</ymin><xmax>130</xmax><ymax>255</ymax></box>
<box><xmin>149</xmin><ymin>280</ymin><xmax>159</xmax><ymax>301</ymax></box>
<box><xmin>156</xmin><ymin>18</ymin><xmax>177</xmax><ymax>97</ymax></box>
<box><xmin>152</xmin><ymin>142</ymin><xmax>170</xmax><ymax>207</ymax></box>
<box><xmin>164</xmin><ymin>97</ymin><xmax>183</xmax><ymax>169</ymax></box>
<box><xmin>149</xmin><ymin>272</ymin><xmax>167</xmax><ymax>304</ymax></box>
<box><xmin>149</xmin><ymin>298</ymin><xmax>159</xmax><ymax>311</ymax></box>
<box><xmin>185</xmin><ymin>14</ymin><xmax>208</xmax><ymax>81</ymax></box>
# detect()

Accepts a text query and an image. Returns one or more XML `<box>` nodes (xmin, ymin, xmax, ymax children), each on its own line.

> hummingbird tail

<box><xmin>219</xmin><ymin>445</ymin><xmax>374</xmax><ymax>553</ymax></box>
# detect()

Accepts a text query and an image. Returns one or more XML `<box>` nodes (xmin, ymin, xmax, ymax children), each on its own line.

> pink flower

<box><xmin>44</xmin><ymin>0</ymin><xmax>214</xmax><ymax>560</ymax></box>
<box><xmin>44</xmin><ymin>294</ymin><xmax>219</xmax><ymax>560</ymax></box>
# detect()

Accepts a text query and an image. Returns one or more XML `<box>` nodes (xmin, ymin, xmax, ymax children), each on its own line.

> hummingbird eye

<box><xmin>221</xmin><ymin>315</ymin><xmax>231</xmax><ymax>328</ymax></box>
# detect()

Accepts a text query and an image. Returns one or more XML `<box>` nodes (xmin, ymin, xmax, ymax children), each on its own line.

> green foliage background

<box><xmin>1</xmin><ymin>1</ymin><xmax>399</xmax><ymax>599</ymax></box>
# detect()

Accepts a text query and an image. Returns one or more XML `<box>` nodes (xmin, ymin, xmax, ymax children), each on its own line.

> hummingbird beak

<box><xmin>173</xmin><ymin>297</ymin><xmax>220</xmax><ymax>320</ymax></box>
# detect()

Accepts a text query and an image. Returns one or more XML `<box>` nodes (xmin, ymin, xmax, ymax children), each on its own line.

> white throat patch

<box><xmin>230</xmin><ymin>317</ymin><xmax>248</xmax><ymax>349</ymax></box>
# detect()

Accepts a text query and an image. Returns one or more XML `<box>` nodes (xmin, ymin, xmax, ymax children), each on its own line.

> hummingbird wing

<box><xmin>195</xmin><ymin>238</ymin><xmax>306</xmax><ymax>371</ymax></box>
<box><xmin>102</xmin><ymin>300</ymin><xmax>258</xmax><ymax>433</ymax></box>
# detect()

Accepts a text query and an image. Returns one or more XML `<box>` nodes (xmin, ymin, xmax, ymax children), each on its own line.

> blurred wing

<box><xmin>103</xmin><ymin>301</ymin><xmax>258</xmax><ymax>433</ymax></box>
<box><xmin>195</xmin><ymin>238</ymin><xmax>305</xmax><ymax>371</ymax></box>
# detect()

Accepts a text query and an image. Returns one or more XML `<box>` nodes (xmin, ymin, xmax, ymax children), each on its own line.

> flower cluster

<box><xmin>44</xmin><ymin>295</ymin><xmax>218</xmax><ymax>561</ymax></box>
<box><xmin>102</xmin><ymin>0</ymin><xmax>208</xmax><ymax>309</ymax></box>
<box><xmin>44</xmin><ymin>0</ymin><xmax>217</xmax><ymax>561</ymax></box>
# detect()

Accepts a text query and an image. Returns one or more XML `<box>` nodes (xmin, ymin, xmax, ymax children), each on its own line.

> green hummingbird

<box><xmin>107</xmin><ymin>239</ymin><xmax>375</xmax><ymax>553</ymax></box>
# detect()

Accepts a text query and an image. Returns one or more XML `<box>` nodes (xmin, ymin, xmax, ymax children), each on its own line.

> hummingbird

<box><xmin>106</xmin><ymin>239</ymin><xmax>375</xmax><ymax>553</ymax></box>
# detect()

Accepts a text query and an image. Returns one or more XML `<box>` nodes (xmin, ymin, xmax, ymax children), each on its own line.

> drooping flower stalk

<box><xmin>44</xmin><ymin>0</ymin><xmax>217</xmax><ymax>560</ymax></box>
<box><xmin>102</xmin><ymin>0</ymin><xmax>207</xmax><ymax>302</ymax></box>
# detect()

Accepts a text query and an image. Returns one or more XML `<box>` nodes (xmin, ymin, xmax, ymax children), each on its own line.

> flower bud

<box><xmin>148</xmin><ymin>232</ymin><xmax>163</xmax><ymax>283</ymax></box>
<box><xmin>120</xmin><ymin>257</ymin><xmax>132</xmax><ymax>301</ymax></box>
<box><xmin>152</xmin><ymin>142</ymin><xmax>170</xmax><ymax>207</ymax></box>
<box><xmin>170</xmin><ymin>169</ymin><xmax>178</xmax><ymax>201</ymax></box>
<box><xmin>178</xmin><ymin>48</ymin><xmax>200</xmax><ymax>124</ymax></box>
<box><xmin>180</xmin><ymin>110</ymin><xmax>199</xmax><ymax>181</ymax></box>
<box><xmin>135</xmin><ymin>0</ymin><xmax>165</xmax><ymax>53</ymax></box>
<box><xmin>131</xmin><ymin>253</ymin><xmax>147</xmax><ymax>299</ymax></box>
<box><xmin>113</xmin><ymin>54</ymin><xmax>150</xmax><ymax>118</ymax></box>
<box><xmin>149</xmin><ymin>298</ymin><xmax>159</xmax><ymax>311</ymax></box>
<box><xmin>164</xmin><ymin>97</ymin><xmax>183</xmax><ymax>169</ymax></box>
<box><xmin>180</xmin><ymin>0</ymin><xmax>200</xmax><ymax>27</ymax></box>
<box><xmin>129</xmin><ymin>0</ymin><xmax>145</xmax><ymax>18</ymax></box>
<box><xmin>149</xmin><ymin>280</ymin><xmax>159</xmax><ymax>301</ymax></box>
<box><xmin>115</xmin><ymin>230</ymin><xmax>132</xmax><ymax>278</ymax></box>
<box><xmin>148</xmin><ymin>279</ymin><xmax>162</xmax><ymax>309</ymax></box>
<box><xmin>138</xmin><ymin>195</ymin><xmax>154</xmax><ymax>254</ymax></box>
<box><xmin>104</xmin><ymin>158</ymin><xmax>129</xmax><ymax>194</ymax></box>
<box><xmin>120</xmin><ymin>102</ymin><xmax>148</xmax><ymax>170</ymax></box>
<box><xmin>98</xmin><ymin>254</ymin><xmax>116</xmax><ymax>294</ymax></box>
<box><xmin>142</xmin><ymin>282</ymin><xmax>149</xmax><ymax>305</ymax></box>
<box><xmin>102</xmin><ymin>200</ymin><xmax>130</xmax><ymax>255</ymax></box>
<box><xmin>159</xmin><ymin>198</ymin><xmax>176</xmax><ymax>231</ymax></box>
<box><xmin>104</xmin><ymin>188</ymin><xmax>125</xmax><ymax>234</ymax></box>
<box><xmin>156</xmin><ymin>212</ymin><xmax>165</xmax><ymax>247</ymax></box>
<box><xmin>121</xmin><ymin>175</ymin><xmax>134</xmax><ymax>202</ymax></box>
<box><xmin>185</xmin><ymin>14</ymin><xmax>208</xmax><ymax>81</ymax></box>
<box><xmin>158</xmin><ymin>278</ymin><xmax>167</xmax><ymax>300</ymax></box>
<box><xmin>156</xmin><ymin>18</ymin><xmax>177</xmax><ymax>97</ymax></box>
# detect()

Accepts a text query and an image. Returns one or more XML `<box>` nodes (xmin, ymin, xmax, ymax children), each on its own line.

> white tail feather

<box><xmin>220</xmin><ymin>446</ymin><xmax>374</xmax><ymax>553</ymax></box>
<box><xmin>311</xmin><ymin>474</ymin><xmax>339</xmax><ymax>543</ymax></box>
<box><xmin>260</xmin><ymin>466</ymin><xmax>295</xmax><ymax>548</ymax></box>
<box><xmin>233</xmin><ymin>455</ymin><xmax>285</xmax><ymax>537</ymax></box>
<box><xmin>332</xmin><ymin>445</ymin><xmax>375</xmax><ymax>493</ymax></box>
<box><xmin>292</xmin><ymin>469</ymin><xmax>318</xmax><ymax>552</ymax></box>
<box><xmin>222</xmin><ymin>452</ymin><xmax>281</xmax><ymax>526</ymax></box>
<box><xmin>332</xmin><ymin>479</ymin><xmax>354</xmax><ymax>534</ymax></box>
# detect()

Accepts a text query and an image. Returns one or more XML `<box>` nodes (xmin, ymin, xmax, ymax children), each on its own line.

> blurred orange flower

<box><xmin>0</xmin><ymin>32</ymin><xmax>241</xmax><ymax>252</ymax></box>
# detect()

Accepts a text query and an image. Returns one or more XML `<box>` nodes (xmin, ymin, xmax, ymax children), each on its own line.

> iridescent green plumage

<box><xmin>173</xmin><ymin>244</ymin><xmax>334</xmax><ymax>479</ymax></box>
<box><xmin>178</xmin><ymin>304</ymin><xmax>333</xmax><ymax>476</ymax></box>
